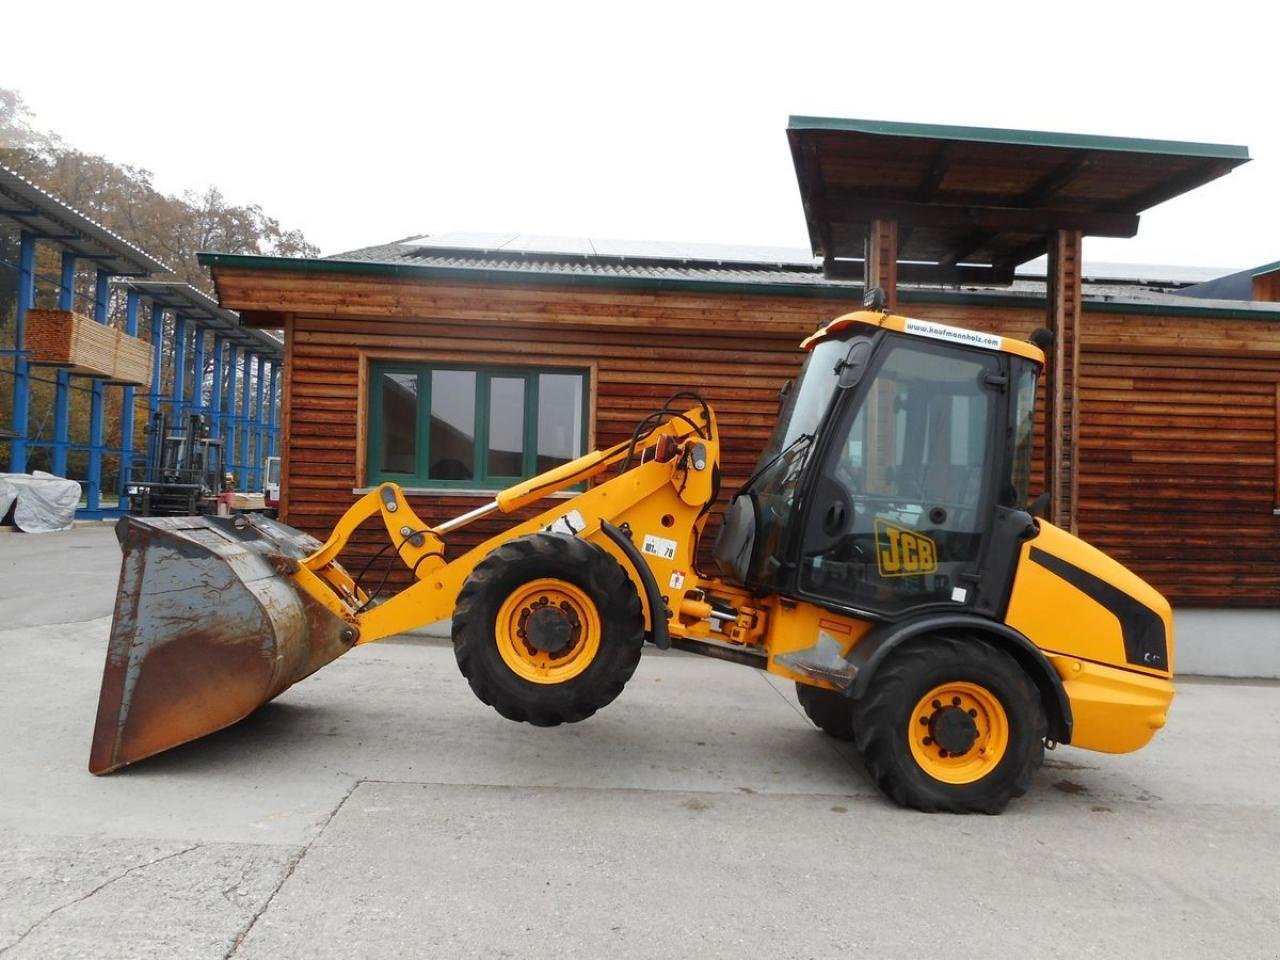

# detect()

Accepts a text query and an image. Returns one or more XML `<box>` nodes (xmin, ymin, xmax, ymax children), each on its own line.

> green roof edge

<box><xmin>198</xmin><ymin>252</ymin><xmax>1280</xmax><ymax>323</ymax></box>
<box><xmin>786</xmin><ymin>115</ymin><xmax>1251</xmax><ymax>162</ymax></box>
<box><xmin>1250</xmin><ymin>260</ymin><xmax>1280</xmax><ymax>278</ymax></box>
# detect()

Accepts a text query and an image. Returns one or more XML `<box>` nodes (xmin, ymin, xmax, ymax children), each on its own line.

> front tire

<box><xmin>452</xmin><ymin>533</ymin><xmax>644</xmax><ymax>726</ymax></box>
<box><xmin>851</xmin><ymin>635</ymin><xmax>1045</xmax><ymax>814</ymax></box>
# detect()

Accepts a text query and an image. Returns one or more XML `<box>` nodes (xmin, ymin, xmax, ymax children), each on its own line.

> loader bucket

<box><xmin>89</xmin><ymin>514</ymin><xmax>356</xmax><ymax>775</ymax></box>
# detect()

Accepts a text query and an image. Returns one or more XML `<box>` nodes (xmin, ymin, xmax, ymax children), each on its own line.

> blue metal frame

<box><xmin>210</xmin><ymin>335</ymin><xmax>225</xmax><ymax>440</ymax></box>
<box><xmin>84</xmin><ymin>270</ymin><xmax>110</xmax><ymax>511</ymax></box>
<box><xmin>171</xmin><ymin>314</ymin><xmax>187</xmax><ymax>425</ymax></box>
<box><xmin>238</xmin><ymin>351</ymin><xmax>253</xmax><ymax>489</ymax></box>
<box><xmin>148</xmin><ymin>302</ymin><xmax>164</xmax><ymax>421</ymax></box>
<box><xmin>51</xmin><ymin>251</ymin><xmax>75</xmax><ymax>476</ymax></box>
<box><xmin>7</xmin><ymin>231</ymin><xmax>36</xmax><ymax>472</ymax></box>
<box><xmin>266</xmin><ymin>361</ymin><xmax>280</xmax><ymax>457</ymax></box>
<box><xmin>224</xmin><ymin>342</ymin><xmax>239</xmax><ymax>480</ymax></box>
<box><xmin>118</xmin><ymin>289</ymin><xmax>140</xmax><ymax>496</ymax></box>
<box><xmin>0</xmin><ymin>225</ymin><xmax>284</xmax><ymax>513</ymax></box>
<box><xmin>252</xmin><ymin>353</ymin><xmax>266</xmax><ymax>489</ymax></box>
<box><xmin>191</xmin><ymin>325</ymin><xmax>207</xmax><ymax>414</ymax></box>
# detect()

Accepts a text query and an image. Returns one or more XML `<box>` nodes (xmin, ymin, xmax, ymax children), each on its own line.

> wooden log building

<box><xmin>202</xmin><ymin>118</ymin><xmax>1280</xmax><ymax>676</ymax></box>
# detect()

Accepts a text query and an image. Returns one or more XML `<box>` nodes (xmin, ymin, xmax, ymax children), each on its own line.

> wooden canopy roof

<box><xmin>787</xmin><ymin>116</ymin><xmax>1250</xmax><ymax>285</ymax></box>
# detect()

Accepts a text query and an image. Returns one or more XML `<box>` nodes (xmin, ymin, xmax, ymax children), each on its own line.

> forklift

<box><xmin>125</xmin><ymin>411</ymin><xmax>229</xmax><ymax>517</ymax></box>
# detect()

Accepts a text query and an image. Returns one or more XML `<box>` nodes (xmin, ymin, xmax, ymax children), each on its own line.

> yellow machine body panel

<box><xmin>1004</xmin><ymin>520</ymin><xmax>1174</xmax><ymax>753</ymax></box>
<box><xmin>1048</xmin><ymin>657</ymin><xmax>1172</xmax><ymax>754</ymax></box>
<box><xmin>801</xmin><ymin>309</ymin><xmax>1047</xmax><ymax>363</ymax></box>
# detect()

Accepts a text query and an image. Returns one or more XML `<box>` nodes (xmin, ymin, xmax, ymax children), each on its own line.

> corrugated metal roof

<box><xmin>320</xmin><ymin>235</ymin><xmax>1280</xmax><ymax>315</ymax></box>
<box><xmin>385</xmin><ymin>232</ymin><xmax>816</xmax><ymax>267</ymax></box>
<box><xmin>113</xmin><ymin>279</ymin><xmax>283</xmax><ymax>359</ymax></box>
<box><xmin>203</xmin><ymin>246</ymin><xmax>1280</xmax><ymax>322</ymax></box>
<box><xmin>0</xmin><ymin>163</ymin><xmax>172</xmax><ymax>276</ymax></box>
<box><xmin>1016</xmin><ymin>257</ymin><xmax>1238</xmax><ymax>286</ymax></box>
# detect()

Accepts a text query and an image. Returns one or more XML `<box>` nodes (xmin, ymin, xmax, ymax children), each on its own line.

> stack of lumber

<box><xmin>25</xmin><ymin>309</ymin><xmax>152</xmax><ymax>388</ymax></box>
<box><xmin>231</xmin><ymin>492</ymin><xmax>267</xmax><ymax>512</ymax></box>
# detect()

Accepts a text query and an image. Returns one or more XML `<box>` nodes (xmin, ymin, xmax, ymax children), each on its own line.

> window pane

<box><xmin>537</xmin><ymin>373</ymin><xmax>583</xmax><ymax>472</ymax></box>
<box><xmin>488</xmin><ymin>376</ymin><xmax>525</xmax><ymax>476</ymax></box>
<box><xmin>379</xmin><ymin>372</ymin><xmax>417</xmax><ymax>474</ymax></box>
<box><xmin>429</xmin><ymin>370</ymin><xmax>475</xmax><ymax>480</ymax></box>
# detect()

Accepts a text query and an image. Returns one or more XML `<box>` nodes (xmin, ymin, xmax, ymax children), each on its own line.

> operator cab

<box><xmin>714</xmin><ymin>310</ymin><xmax>1043</xmax><ymax>622</ymax></box>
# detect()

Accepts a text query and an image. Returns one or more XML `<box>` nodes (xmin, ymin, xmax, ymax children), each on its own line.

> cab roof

<box><xmin>801</xmin><ymin>310</ymin><xmax>1046</xmax><ymax>364</ymax></box>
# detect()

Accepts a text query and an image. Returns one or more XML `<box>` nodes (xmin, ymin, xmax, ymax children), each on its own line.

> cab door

<box><xmin>796</xmin><ymin>335</ymin><xmax>1006</xmax><ymax>618</ymax></box>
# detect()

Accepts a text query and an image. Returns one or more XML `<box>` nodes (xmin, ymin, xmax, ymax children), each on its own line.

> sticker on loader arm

<box><xmin>874</xmin><ymin>518</ymin><xmax>937</xmax><ymax>577</ymax></box>
<box><xmin>544</xmin><ymin>510</ymin><xmax>587</xmax><ymax>536</ymax></box>
<box><xmin>642</xmin><ymin>534</ymin><xmax>678</xmax><ymax>561</ymax></box>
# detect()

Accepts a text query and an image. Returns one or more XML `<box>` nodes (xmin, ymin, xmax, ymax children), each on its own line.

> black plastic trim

<box><xmin>600</xmin><ymin>520</ymin><xmax>671</xmax><ymax>650</ymax></box>
<box><xmin>845</xmin><ymin>613</ymin><xmax>1073</xmax><ymax>743</ymax></box>
<box><xmin>1028</xmin><ymin>547</ymin><xmax>1168</xmax><ymax>670</ymax></box>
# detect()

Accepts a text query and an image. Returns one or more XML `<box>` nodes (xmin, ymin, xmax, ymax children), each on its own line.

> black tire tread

<box><xmin>795</xmin><ymin>682</ymin><xmax>856</xmax><ymax>741</ymax></box>
<box><xmin>851</xmin><ymin>633</ymin><xmax>1045</xmax><ymax>814</ymax></box>
<box><xmin>452</xmin><ymin>533</ymin><xmax>644</xmax><ymax>726</ymax></box>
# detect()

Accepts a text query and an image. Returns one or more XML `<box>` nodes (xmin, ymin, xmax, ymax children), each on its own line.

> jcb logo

<box><xmin>875</xmin><ymin>519</ymin><xmax>938</xmax><ymax>577</ymax></box>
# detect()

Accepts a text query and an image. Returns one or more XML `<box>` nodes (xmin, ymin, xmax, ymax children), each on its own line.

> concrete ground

<box><xmin>1</xmin><ymin>526</ymin><xmax>1277</xmax><ymax>959</ymax></box>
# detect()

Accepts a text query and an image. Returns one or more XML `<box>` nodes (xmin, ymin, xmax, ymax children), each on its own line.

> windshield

<box><xmin>757</xmin><ymin>336</ymin><xmax>849</xmax><ymax>465</ymax></box>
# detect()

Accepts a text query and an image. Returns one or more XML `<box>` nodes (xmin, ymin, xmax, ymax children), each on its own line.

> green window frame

<box><xmin>367</xmin><ymin>362</ymin><xmax>590</xmax><ymax>489</ymax></box>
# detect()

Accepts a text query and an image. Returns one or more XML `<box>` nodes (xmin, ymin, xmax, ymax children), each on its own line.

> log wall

<box><xmin>213</xmin><ymin>267</ymin><xmax>1280</xmax><ymax>607</ymax></box>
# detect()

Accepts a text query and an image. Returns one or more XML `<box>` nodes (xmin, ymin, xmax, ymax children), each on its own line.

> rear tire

<box><xmin>795</xmin><ymin>682</ymin><xmax>856</xmax><ymax>741</ymax></box>
<box><xmin>453</xmin><ymin>533</ymin><xmax>644</xmax><ymax>726</ymax></box>
<box><xmin>851</xmin><ymin>635</ymin><xmax>1045</xmax><ymax>814</ymax></box>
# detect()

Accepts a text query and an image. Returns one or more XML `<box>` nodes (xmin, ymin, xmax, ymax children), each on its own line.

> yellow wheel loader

<box><xmin>90</xmin><ymin>307</ymin><xmax>1175</xmax><ymax>813</ymax></box>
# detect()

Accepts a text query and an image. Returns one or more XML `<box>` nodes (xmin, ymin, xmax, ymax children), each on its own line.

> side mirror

<box><xmin>777</xmin><ymin>379</ymin><xmax>793</xmax><ymax>413</ymax></box>
<box><xmin>836</xmin><ymin>340</ymin><xmax>873</xmax><ymax>389</ymax></box>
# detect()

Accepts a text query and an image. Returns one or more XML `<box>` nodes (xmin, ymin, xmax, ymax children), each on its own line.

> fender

<box><xmin>846</xmin><ymin>613</ymin><xmax>1072</xmax><ymax>743</ymax></box>
<box><xmin>600</xmin><ymin>520</ymin><xmax>671</xmax><ymax>650</ymax></box>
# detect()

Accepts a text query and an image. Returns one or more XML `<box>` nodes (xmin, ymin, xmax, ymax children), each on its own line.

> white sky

<box><xmin>6</xmin><ymin>0</ymin><xmax>1278</xmax><ymax>271</ymax></box>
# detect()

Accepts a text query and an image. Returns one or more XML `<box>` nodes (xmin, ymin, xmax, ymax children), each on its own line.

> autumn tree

<box><xmin>0</xmin><ymin>87</ymin><xmax>317</xmax><ymax>289</ymax></box>
<box><xmin>1</xmin><ymin>88</ymin><xmax>309</xmax><ymax>484</ymax></box>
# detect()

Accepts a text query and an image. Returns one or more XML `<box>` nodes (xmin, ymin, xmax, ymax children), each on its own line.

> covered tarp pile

<box><xmin>0</xmin><ymin>472</ymin><xmax>82</xmax><ymax>532</ymax></box>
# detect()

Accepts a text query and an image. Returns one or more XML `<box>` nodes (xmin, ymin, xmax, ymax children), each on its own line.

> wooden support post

<box><xmin>864</xmin><ymin>219</ymin><xmax>899</xmax><ymax>308</ymax></box>
<box><xmin>1044</xmin><ymin>229</ymin><xmax>1083</xmax><ymax>533</ymax></box>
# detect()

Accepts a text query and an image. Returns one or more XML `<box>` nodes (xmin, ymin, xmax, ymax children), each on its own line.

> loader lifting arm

<box><xmin>294</xmin><ymin>402</ymin><xmax>722</xmax><ymax>648</ymax></box>
<box><xmin>90</xmin><ymin>400</ymin><xmax>723</xmax><ymax>774</ymax></box>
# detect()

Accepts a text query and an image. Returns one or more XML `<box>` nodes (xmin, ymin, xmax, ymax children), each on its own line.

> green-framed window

<box><xmin>367</xmin><ymin>362</ymin><xmax>590</xmax><ymax>489</ymax></box>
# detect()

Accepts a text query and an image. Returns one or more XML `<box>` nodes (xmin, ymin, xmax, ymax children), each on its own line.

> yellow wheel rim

<box><xmin>908</xmin><ymin>681</ymin><xmax>1009</xmax><ymax>785</ymax></box>
<box><xmin>495</xmin><ymin>578</ymin><xmax>601</xmax><ymax>685</ymax></box>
